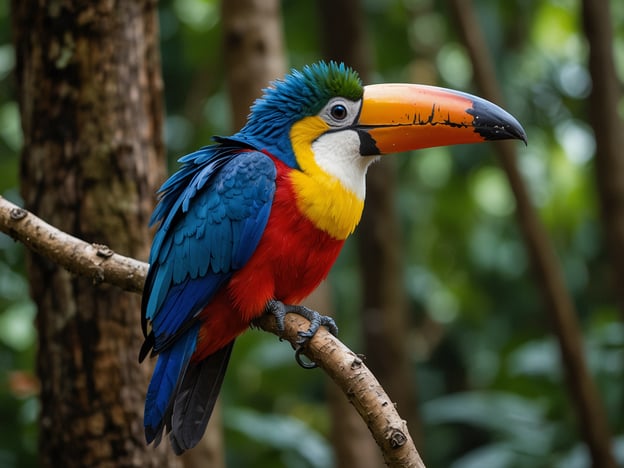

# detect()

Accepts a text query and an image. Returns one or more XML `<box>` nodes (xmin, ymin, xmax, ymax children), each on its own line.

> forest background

<box><xmin>0</xmin><ymin>0</ymin><xmax>623</xmax><ymax>467</ymax></box>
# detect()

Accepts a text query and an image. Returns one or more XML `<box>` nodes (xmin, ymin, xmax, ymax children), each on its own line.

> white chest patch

<box><xmin>311</xmin><ymin>130</ymin><xmax>379</xmax><ymax>200</ymax></box>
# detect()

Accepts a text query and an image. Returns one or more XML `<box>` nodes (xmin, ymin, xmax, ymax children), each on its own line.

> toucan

<box><xmin>140</xmin><ymin>61</ymin><xmax>526</xmax><ymax>453</ymax></box>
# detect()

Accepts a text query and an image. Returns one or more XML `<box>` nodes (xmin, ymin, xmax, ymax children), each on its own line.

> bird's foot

<box><xmin>265</xmin><ymin>299</ymin><xmax>338</xmax><ymax>369</ymax></box>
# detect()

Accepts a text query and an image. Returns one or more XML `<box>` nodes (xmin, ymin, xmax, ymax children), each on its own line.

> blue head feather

<box><xmin>232</xmin><ymin>61</ymin><xmax>363</xmax><ymax>168</ymax></box>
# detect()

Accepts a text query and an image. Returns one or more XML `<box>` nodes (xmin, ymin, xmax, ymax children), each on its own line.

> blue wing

<box><xmin>141</xmin><ymin>144</ymin><xmax>276</xmax><ymax>355</ymax></box>
<box><xmin>140</xmin><ymin>144</ymin><xmax>276</xmax><ymax>444</ymax></box>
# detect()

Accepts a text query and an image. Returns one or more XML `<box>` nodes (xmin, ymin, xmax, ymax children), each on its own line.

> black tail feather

<box><xmin>169</xmin><ymin>341</ymin><xmax>234</xmax><ymax>455</ymax></box>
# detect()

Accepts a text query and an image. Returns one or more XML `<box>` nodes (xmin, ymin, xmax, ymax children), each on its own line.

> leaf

<box><xmin>422</xmin><ymin>391</ymin><xmax>555</xmax><ymax>455</ymax></box>
<box><xmin>225</xmin><ymin>408</ymin><xmax>333</xmax><ymax>468</ymax></box>
<box><xmin>0</xmin><ymin>302</ymin><xmax>36</xmax><ymax>351</ymax></box>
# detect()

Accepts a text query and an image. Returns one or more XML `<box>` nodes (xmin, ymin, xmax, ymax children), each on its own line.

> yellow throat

<box><xmin>288</xmin><ymin>116</ymin><xmax>367</xmax><ymax>240</ymax></box>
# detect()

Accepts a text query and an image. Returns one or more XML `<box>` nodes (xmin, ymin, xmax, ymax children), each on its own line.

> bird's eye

<box><xmin>330</xmin><ymin>104</ymin><xmax>348</xmax><ymax>120</ymax></box>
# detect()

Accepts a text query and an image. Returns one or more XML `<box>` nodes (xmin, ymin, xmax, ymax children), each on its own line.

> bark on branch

<box><xmin>0</xmin><ymin>195</ymin><xmax>425</xmax><ymax>468</ymax></box>
<box><xmin>0</xmin><ymin>196</ymin><xmax>147</xmax><ymax>293</ymax></box>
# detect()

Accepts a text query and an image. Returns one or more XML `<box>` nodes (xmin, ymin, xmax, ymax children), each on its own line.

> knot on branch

<box><xmin>10</xmin><ymin>207</ymin><xmax>27</xmax><ymax>220</ymax></box>
<box><xmin>386</xmin><ymin>426</ymin><xmax>408</xmax><ymax>449</ymax></box>
<box><xmin>93</xmin><ymin>243</ymin><xmax>114</xmax><ymax>258</ymax></box>
<box><xmin>351</xmin><ymin>354</ymin><xmax>364</xmax><ymax>369</ymax></box>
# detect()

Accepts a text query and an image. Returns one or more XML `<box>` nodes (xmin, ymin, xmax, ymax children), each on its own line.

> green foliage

<box><xmin>225</xmin><ymin>407</ymin><xmax>333</xmax><ymax>468</ymax></box>
<box><xmin>0</xmin><ymin>3</ymin><xmax>38</xmax><ymax>465</ymax></box>
<box><xmin>1</xmin><ymin>0</ymin><xmax>623</xmax><ymax>466</ymax></box>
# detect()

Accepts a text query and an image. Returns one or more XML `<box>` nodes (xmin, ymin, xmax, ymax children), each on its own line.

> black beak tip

<box><xmin>482</xmin><ymin>121</ymin><xmax>528</xmax><ymax>146</ymax></box>
<box><xmin>468</xmin><ymin>97</ymin><xmax>527</xmax><ymax>146</ymax></box>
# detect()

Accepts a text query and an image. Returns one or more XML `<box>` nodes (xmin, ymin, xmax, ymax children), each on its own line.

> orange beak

<box><xmin>356</xmin><ymin>84</ymin><xmax>526</xmax><ymax>156</ymax></box>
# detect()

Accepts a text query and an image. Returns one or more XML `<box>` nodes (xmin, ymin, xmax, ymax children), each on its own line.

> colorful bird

<box><xmin>140</xmin><ymin>61</ymin><xmax>526</xmax><ymax>453</ymax></box>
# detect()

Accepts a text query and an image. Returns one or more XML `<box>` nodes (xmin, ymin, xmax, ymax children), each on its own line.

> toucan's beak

<box><xmin>356</xmin><ymin>84</ymin><xmax>527</xmax><ymax>156</ymax></box>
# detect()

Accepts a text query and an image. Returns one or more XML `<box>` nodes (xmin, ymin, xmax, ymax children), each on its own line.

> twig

<box><xmin>0</xmin><ymin>195</ymin><xmax>425</xmax><ymax>468</ymax></box>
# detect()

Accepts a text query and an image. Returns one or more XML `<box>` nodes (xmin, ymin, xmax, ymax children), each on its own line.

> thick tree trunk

<box><xmin>318</xmin><ymin>0</ymin><xmax>423</xmax><ymax>460</ymax></box>
<box><xmin>11</xmin><ymin>1</ymin><xmax>176</xmax><ymax>466</ymax></box>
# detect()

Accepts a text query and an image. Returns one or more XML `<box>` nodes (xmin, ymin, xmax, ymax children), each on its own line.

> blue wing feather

<box><xmin>141</xmin><ymin>145</ymin><xmax>277</xmax><ymax>445</ymax></box>
<box><xmin>141</xmin><ymin>146</ymin><xmax>277</xmax><ymax>353</ymax></box>
<box><xmin>144</xmin><ymin>323</ymin><xmax>200</xmax><ymax>444</ymax></box>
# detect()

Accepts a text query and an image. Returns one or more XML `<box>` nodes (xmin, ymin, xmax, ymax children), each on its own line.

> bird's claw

<box><xmin>265</xmin><ymin>300</ymin><xmax>338</xmax><ymax>369</ymax></box>
<box><xmin>265</xmin><ymin>300</ymin><xmax>286</xmax><ymax>336</ymax></box>
<box><xmin>294</xmin><ymin>307</ymin><xmax>338</xmax><ymax>345</ymax></box>
<box><xmin>294</xmin><ymin>346</ymin><xmax>318</xmax><ymax>369</ymax></box>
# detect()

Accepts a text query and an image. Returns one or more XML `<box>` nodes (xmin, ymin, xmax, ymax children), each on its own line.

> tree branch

<box><xmin>0</xmin><ymin>196</ymin><xmax>147</xmax><ymax>293</ymax></box>
<box><xmin>0</xmin><ymin>195</ymin><xmax>425</xmax><ymax>468</ymax></box>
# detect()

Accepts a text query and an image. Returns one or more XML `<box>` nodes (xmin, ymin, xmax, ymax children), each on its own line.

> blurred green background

<box><xmin>1</xmin><ymin>0</ymin><xmax>623</xmax><ymax>466</ymax></box>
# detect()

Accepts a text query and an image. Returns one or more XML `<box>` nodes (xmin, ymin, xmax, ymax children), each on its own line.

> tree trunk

<box><xmin>449</xmin><ymin>1</ymin><xmax>616</xmax><ymax>467</ymax></box>
<box><xmin>581</xmin><ymin>0</ymin><xmax>624</xmax><ymax>320</ymax></box>
<box><xmin>181</xmin><ymin>1</ymin><xmax>288</xmax><ymax>466</ymax></box>
<box><xmin>221</xmin><ymin>0</ymin><xmax>286</xmax><ymax>130</ymax></box>
<box><xmin>318</xmin><ymin>0</ymin><xmax>423</xmax><ymax>460</ymax></box>
<box><xmin>11</xmin><ymin>1</ymin><xmax>176</xmax><ymax>466</ymax></box>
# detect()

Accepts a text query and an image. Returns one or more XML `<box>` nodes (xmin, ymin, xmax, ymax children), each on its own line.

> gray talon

<box><xmin>265</xmin><ymin>299</ymin><xmax>338</xmax><ymax>368</ymax></box>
